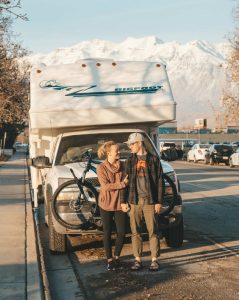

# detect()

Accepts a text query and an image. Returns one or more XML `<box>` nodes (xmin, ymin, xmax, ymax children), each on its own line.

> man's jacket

<box><xmin>122</xmin><ymin>152</ymin><xmax>163</xmax><ymax>205</ymax></box>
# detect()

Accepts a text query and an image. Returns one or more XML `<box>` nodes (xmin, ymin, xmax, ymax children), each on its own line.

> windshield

<box><xmin>214</xmin><ymin>145</ymin><xmax>233</xmax><ymax>151</ymax></box>
<box><xmin>55</xmin><ymin>132</ymin><xmax>157</xmax><ymax>165</ymax></box>
<box><xmin>199</xmin><ymin>144</ymin><xmax>210</xmax><ymax>149</ymax></box>
<box><xmin>163</xmin><ymin>143</ymin><xmax>176</xmax><ymax>148</ymax></box>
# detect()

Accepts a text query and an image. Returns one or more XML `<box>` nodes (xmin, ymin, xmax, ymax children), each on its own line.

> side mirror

<box><xmin>31</xmin><ymin>156</ymin><xmax>52</xmax><ymax>169</ymax></box>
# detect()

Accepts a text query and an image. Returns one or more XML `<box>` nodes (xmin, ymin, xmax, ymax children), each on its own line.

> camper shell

<box><xmin>29</xmin><ymin>59</ymin><xmax>176</xmax><ymax>201</ymax></box>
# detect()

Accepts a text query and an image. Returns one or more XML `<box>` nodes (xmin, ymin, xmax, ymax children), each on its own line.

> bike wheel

<box><xmin>159</xmin><ymin>173</ymin><xmax>178</xmax><ymax>217</ymax></box>
<box><xmin>52</xmin><ymin>179</ymin><xmax>99</xmax><ymax>229</ymax></box>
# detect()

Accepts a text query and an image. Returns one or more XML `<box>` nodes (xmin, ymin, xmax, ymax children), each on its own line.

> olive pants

<box><xmin>130</xmin><ymin>198</ymin><xmax>159</xmax><ymax>259</ymax></box>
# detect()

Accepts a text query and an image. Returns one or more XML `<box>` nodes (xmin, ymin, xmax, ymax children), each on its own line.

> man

<box><xmin>121</xmin><ymin>132</ymin><xmax>163</xmax><ymax>271</ymax></box>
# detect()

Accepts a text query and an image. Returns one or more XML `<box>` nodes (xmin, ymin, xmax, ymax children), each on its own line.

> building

<box><xmin>158</xmin><ymin>121</ymin><xmax>177</xmax><ymax>134</ymax></box>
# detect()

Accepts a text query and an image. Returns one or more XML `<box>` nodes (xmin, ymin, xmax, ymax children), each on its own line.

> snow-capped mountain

<box><xmin>26</xmin><ymin>36</ymin><xmax>231</xmax><ymax>128</ymax></box>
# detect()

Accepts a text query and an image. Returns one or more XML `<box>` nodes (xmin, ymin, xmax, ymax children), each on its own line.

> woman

<box><xmin>97</xmin><ymin>141</ymin><xmax>128</xmax><ymax>271</ymax></box>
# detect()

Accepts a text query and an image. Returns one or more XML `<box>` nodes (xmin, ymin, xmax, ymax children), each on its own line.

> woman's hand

<box><xmin>121</xmin><ymin>203</ymin><xmax>130</xmax><ymax>213</ymax></box>
<box><xmin>123</xmin><ymin>174</ymin><xmax>129</xmax><ymax>185</ymax></box>
<box><xmin>155</xmin><ymin>203</ymin><xmax>162</xmax><ymax>214</ymax></box>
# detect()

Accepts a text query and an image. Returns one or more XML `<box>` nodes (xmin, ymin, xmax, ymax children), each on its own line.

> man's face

<box><xmin>129</xmin><ymin>141</ymin><xmax>142</xmax><ymax>154</ymax></box>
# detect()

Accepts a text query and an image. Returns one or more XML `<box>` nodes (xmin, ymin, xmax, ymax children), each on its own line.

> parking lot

<box><xmin>37</xmin><ymin>160</ymin><xmax>239</xmax><ymax>300</ymax></box>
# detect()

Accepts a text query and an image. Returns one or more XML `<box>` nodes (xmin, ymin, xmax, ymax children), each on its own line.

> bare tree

<box><xmin>222</xmin><ymin>6</ymin><xmax>239</xmax><ymax>127</ymax></box>
<box><xmin>0</xmin><ymin>0</ymin><xmax>29</xmax><ymax>147</ymax></box>
<box><xmin>0</xmin><ymin>0</ymin><xmax>28</xmax><ymax>21</ymax></box>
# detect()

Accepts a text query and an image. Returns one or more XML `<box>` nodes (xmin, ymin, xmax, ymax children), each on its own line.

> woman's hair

<box><xmin>97</xmin><ymin>141</ymin><xmax>117</xmax><ymax>159</ymax></box>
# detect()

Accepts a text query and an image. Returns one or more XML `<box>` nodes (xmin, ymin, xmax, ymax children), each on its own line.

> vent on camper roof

<box><xmin>156</xmin><ymin>64</ymin><xmax>161</xmax><ymax>67</ymax></box>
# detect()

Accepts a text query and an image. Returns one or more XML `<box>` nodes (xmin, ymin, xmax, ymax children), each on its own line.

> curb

<box><xmin>26</xmin><ymin>168</ymin><xmax>45</xmax><ymax>300</ymax></box>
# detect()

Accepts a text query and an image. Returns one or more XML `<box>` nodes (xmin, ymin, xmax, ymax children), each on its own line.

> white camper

<box><xmin>29</xmin><ymin>59</ymin><xmax>183</xmax><ymax>252</ymax></box>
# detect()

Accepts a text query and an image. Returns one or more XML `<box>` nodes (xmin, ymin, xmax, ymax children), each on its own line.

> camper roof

<box><xmin>29</xmin><ymin>59</ymin><xmax>176</xmax><ymax>129</ymax></box>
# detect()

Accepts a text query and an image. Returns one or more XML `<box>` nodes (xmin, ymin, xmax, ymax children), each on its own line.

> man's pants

<box><xmin>130</xmin><ymin>198</ymin><xmax>159</xmax><ymax>259</ymax></box>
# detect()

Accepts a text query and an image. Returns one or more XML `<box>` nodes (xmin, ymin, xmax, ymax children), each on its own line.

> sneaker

<box><xmin>131</xmin><ymin>260</ymin><xmax>143</xmax><ymax>271</ymax></box>
<box><xmin>114</xmin><ymin>258</ymin><xmax>123</xmax><ymax>270</ymax></box>
<box><xmin>107</xmin><ymin>260</ymin><xmax>115</xmax><ymax>271</ymax></box>
<box><xmin>149</xmin><ymin>260</ymin><xmax>159</xmax><ymax>271</ymax></box>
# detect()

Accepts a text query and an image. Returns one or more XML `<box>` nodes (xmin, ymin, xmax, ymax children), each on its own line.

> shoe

<box><xmin>114</xmin><ymin>258</ymin><xmax>123</xmax><ymax>270</ymax></box>
<box><xmin>131</xmin><ymin>260</ymin><xmax>143</xmax><ymax>271</ymax></box>
<box><xmin>149</xmin><ymin>260</ymin><xmax>159</xmax><ymax>271</ymax></box>
<box><xmin>107</xmin><ymin>260</ymin><xmax>115</xmax><ymax>271</ymax></box>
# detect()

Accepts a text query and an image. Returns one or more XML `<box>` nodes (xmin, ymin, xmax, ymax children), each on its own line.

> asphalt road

<box><xmin>40</xmin><ymin>161</ymin><xmax>239</xmax><ymax>300</ymax></box>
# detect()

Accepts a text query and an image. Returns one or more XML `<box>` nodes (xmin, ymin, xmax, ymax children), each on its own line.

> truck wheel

<box><xmin>44</xmin><ymin>202</ymin><xmax>48</xmax><ymax>227</ymax></box>
<box><xmin>164</xmin><ymin>217</ymin><xmax>184</xmax><ymax>248</ymax></box>
<box><xmin>37</xmin><ymin>185</ymin><xmax>44</xmax><ymax>204</ymax></box>
<box><xmin>48</xmin><ymin>199</ymin><xmax>67</xmax><ymax>253</ymax></box>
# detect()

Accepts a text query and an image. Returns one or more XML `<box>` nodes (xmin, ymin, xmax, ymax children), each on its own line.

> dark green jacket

<box><xmin>122</xmin><ymin>152</ymin><xmax>163</xmax><ymax>205</ymax></box>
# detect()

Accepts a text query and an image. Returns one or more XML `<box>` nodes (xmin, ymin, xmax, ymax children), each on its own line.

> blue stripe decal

<box><xmin>39</xmin><ymin>80</ymin><xmax>163</xmax><ymax>98</ymax></box>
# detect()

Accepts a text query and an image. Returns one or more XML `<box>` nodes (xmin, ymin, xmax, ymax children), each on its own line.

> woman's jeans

<box><xmin>100</xmin><ymin>207</ymin><xmax>126</xmax><ymax>259</ymax></box>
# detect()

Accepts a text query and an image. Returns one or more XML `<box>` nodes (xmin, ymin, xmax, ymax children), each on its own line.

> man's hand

<box><xmin>155</xmin><ymin>203</ymin><xmax>162</xmax><ymax>214</ymax></box>
<box><xmin>121</xmin><ymin>203</ymin><xmax>130</xmax><ymax>213</ymax></box>
<box><xmin>123</xmin><ymin>174</ymin><xmax>129</xmax><ymax>186</ymax></box>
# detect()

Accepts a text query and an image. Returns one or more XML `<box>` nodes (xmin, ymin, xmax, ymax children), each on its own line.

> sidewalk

<box><xmin>0</xmin><ymin>152</ymin><xmax>43</xmax><ymax>300</ymax></box>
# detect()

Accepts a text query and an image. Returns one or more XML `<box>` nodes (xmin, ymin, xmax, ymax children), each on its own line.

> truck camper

<box><xmin>29</xmin><ymin>59</ymin><xmax>183</xmax><ymax>252</ymax></box>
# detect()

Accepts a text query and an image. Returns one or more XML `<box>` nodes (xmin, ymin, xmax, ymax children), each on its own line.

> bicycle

<box><xmin>51</xmin><ymin>149</ymin><xmax>178</xmax><ymax>230</ymax></box>
<box><xmin>51</xmin><ymin>149</ymin><xmax>102</xmax><ymax>230</ymax></box>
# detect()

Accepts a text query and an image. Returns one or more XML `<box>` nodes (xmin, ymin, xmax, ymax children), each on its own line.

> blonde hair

<box><xmin>97</xmin><ymin>141</ymin><xmax>117</xmax><ymax>159</ymax></box>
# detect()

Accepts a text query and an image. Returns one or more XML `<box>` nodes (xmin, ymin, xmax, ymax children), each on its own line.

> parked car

<box><xmin>182</xmin><ymin>141</ymin><xmax>195</xmax><ymax>160</ymax></box>
<box><xmin>159</xmin><ymin>142</ymin><xmax>178</xmax><ymax>161</ymax></box>
<box><xmin>187</xmin><ymin>143</ymin><xmax>210</xmax><ymax>163</ymax></box>
<box><xmin>229</xmin><ymin>147</ymin><xmax>239</xmax><ymax>167</ymax></box>
<box><xmin>205</xmin><ymin>144</ymin><xmax>234</xmax><ymax>165</ymax></box>
<box><xmin>13</xmin><ymin>142</ymin><xmax>29</xmax><ymax>153</ymax></box>
<box><xmin>230</xmin><ymin>142</ymin><xmax>239</xmax><ymax>152</ymax></box>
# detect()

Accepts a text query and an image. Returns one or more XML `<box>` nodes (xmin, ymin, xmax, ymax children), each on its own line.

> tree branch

<box><xmin>0</xmin><ymin>0</ymin><xmax>28</xmax><ymax>21</ymax></box>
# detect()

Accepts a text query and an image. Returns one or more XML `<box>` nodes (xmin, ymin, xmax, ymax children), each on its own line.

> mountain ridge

<box><xmin>25</xmin><ymin>36</ymin><xmax>231</xmax><ymax>128</ymax></box>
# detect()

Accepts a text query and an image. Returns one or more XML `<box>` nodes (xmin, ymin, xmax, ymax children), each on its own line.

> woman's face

<box><xmin>107</xmin><ymin>144</ymin><xmax>120</xmax><ymax>161</ymax></box>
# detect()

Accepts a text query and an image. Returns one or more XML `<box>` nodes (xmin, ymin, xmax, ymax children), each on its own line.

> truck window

<box><xmin>55</xmin><ymin>132</ymin><xmax>157</xmax><ymax>165</ymax></box>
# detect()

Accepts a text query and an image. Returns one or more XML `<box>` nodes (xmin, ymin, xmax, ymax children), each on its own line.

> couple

<box><xmin>96</xmin><ymin>132</ymin><xmax>163</xmax><ymax>271</ymax></box>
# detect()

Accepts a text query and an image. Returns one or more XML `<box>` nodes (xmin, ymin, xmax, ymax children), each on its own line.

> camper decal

<box><xmin>39</xmin><ymin>80</ymin><xmax>162</xmax><ymax>97</ymax></box>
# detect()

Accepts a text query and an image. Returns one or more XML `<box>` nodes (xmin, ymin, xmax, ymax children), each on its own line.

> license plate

<box><xmin>223</xmin><ymin>156</ymin><xmax>228</xmax><ymax>159</ymax></box>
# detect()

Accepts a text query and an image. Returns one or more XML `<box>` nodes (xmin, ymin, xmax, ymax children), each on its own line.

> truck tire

<box><xmin>37</xmin><ymin>185</ymin><xmax>44</xmax><ymax>204</ymax></box>
<box><xmin>44</xmin><ymin>202</ymin><xmax>48</xmax><ymax>227</ymax></box>
<box><xmin>164</xmin><ymin>217</ymin><xmax>184</xmax><ymax>248</ymax></box>
<box><xmin>48</xmin><ymin>199</ymin><xmax>67</xmax><ymax>253</ymax></box>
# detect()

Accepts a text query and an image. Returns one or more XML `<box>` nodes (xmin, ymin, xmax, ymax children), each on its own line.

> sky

<box><xmin>12</xmin><ymin>0</ymin><xmax>237</xmax><ymax>54</ymax></box>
